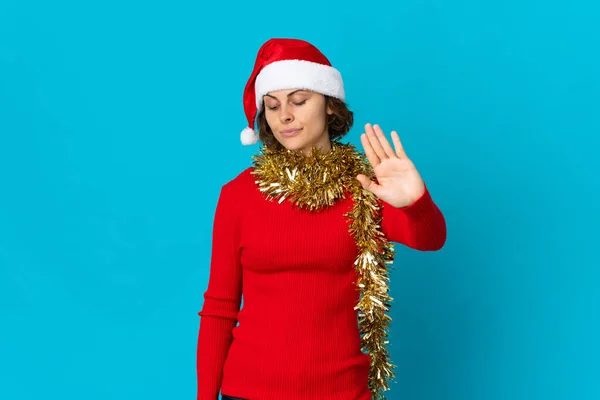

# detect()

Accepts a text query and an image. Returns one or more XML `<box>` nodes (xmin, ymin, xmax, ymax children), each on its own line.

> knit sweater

<box><xmin>196</xmin><ymin>167</ymin><xmax>446</xmax><ymax>400</ymax></box>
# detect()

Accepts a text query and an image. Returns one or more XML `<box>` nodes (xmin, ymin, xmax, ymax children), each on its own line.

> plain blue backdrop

<box><xmin>1</xmin><ymin>1</ymin><xmax>598</xmax><ymax>399</ymax></box>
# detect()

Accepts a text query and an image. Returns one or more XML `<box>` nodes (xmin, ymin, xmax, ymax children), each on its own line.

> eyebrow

<box><xmin>264</xmin><ymin>90</ymin><xmax>308</xmax><ymax>100</ymax></box>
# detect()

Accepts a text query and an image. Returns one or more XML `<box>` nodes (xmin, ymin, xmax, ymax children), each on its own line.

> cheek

<box><xmin>301</xmin><ymin>107</ymin><xmax>327</xmax><ymax>131</ymax></box>
<box><xmin>265</xmin><ymin>112</ymin><xmax>278</xmax><ymax>130</ymax></box>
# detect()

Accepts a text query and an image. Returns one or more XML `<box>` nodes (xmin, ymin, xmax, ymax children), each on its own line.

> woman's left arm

<box><xmin>356</xmin><ymin>123</ymin><xmax>447</xmax><ymax>251</ymax></box>
<box><xmin>380</xmin><ymin>184</ymin><xmax>446</xmax><ymax>250</ymax></box>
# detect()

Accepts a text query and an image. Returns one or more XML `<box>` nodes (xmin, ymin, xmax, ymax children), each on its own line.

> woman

<box><xmin>196</xmin><ymin>38</ymin><xmax>447</xmax><ymax>400</ymax></box>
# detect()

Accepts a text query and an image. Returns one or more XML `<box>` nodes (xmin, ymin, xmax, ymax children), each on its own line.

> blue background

<box><xmin>1</xmin><ymin>1</ymin><xmax>598</xmax><ymax>399</ymax></box>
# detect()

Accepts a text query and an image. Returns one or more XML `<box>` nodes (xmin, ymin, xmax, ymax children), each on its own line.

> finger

<box><xmin>391</xmin><ymin>131</ymin><xmax>407</xmax><ymax>158</ymax></box>
<box><xmin>360</xmin><ymin>132</ymin><xmax>381</xmax><ymax>166</ymax></box>
<box><xmin>356</xmin><ymin>173</ymin><xmax>381</xmax><ymax>194</ymax></box>
<box><xmin>373</xmin><ymin>124</ymin><xmax>398</xmax><ymax>159</ymax></box>
<box><xmin>365</xmin><ymin>123</ymin><xmax>389</xmax><ymax>161</ymax></box>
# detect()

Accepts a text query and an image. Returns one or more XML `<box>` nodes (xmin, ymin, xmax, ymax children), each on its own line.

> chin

<box><xmin>275</xmin><ymin>136</ymin><xmax>303</xmax><ymax>150</ymax></box>
<box><xmin>280</xmin><ymin>143</ymin><xmax>303</xmax><ymax>152</ymax></box>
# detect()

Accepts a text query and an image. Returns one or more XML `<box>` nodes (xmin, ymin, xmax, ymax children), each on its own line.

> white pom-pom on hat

<box><xmin>240</xmin><ymin>127</ymin><xmax>259</xmax><ymax>145</ymax></box>
<box><xmin>240</xmin><ymin>38</ymin><xmax>345</xmax><ymax>146</ymax></box>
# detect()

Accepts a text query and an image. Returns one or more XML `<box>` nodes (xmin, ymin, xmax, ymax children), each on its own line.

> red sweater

<box><xmin>196</xmin><ymin>167</ymin><xmax>446</xmax><ymax>400</ymax></box>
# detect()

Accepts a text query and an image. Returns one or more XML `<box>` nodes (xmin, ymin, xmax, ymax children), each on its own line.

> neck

<box><xmin>300</xmin><ymin>139</ymin><xmax>332</xmax><ymax>157</ymax></box>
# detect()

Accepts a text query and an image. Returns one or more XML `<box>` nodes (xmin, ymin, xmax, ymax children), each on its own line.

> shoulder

<box><xmin>221</xmin><ymin>167</ymin><xmax>256</xmax><ymax>195</ymax></box>
<box><xmin>223</xmin><ymin>167</ymin><xmax>254</xmax><ymax>187</ymax></box>
<box><xmin>216</xmin><ymin>167</ymin><xmax>259</xmax><ymax>218</ymax></box>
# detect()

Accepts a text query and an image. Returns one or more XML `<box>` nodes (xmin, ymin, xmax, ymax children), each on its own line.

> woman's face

<box><xmin>263</xmin><ymin>89</ymin><xmax>333</xmax><ymax>155</ymax></box>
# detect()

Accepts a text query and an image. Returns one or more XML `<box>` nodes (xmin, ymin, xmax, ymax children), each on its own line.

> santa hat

<box><xmin>240</xmin><ymin>38</ymin><xmax>345</xmax><ymax>145</ymax></box>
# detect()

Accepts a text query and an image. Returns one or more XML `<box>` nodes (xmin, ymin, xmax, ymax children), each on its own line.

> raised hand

<box><xmin>356</xmin><ymin>123</ymin><xmax>426</xmax><ymax>208</ymax></box>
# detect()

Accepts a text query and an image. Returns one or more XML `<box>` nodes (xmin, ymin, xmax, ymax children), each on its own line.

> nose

<box><xmin>278</xmin><ymin>106</ymin><xmax>294</xmax><ymax>124</ymax></box>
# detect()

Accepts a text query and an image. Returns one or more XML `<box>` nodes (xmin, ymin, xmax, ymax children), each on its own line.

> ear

<box><xmin>325</xmin><ymin>95</ymin><xmax>334</xmax><ymax>115</ymax></box>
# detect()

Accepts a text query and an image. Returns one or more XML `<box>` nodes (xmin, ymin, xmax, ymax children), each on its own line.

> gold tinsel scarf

<box><xmin>250</xmin><ymin>140</ymin><xmax>397</xmax><ymax>399</ymax></box>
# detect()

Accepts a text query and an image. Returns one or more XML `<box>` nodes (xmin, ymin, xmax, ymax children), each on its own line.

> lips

<box><xmin>280</xmin><ymin>128</ymin><xmax>302</xmax><ymax>137</ymax></box>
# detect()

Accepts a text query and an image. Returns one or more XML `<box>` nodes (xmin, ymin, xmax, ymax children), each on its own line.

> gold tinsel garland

<box><xmin>250</xmin><ymin>140</ymin><xmax>397</xmax><ymax>399</ymax></box>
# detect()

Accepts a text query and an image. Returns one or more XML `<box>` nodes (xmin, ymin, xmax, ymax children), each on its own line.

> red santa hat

<box><xmin>240</xmin><ymin>38</ymin><xmax>346</xmax><ymax>145</ymax></box>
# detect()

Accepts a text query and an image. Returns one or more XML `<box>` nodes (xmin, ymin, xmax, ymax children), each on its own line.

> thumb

<box><xmin>356</xmin><ymin>174</ymin><xmax>380</xmax><ymax>194</ymax></box>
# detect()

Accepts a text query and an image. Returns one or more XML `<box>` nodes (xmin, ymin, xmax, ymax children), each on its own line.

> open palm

<box><xmin>356</xmin><ymin>123</ymin><xmax>426</xmax><ymax>208</ymax></box>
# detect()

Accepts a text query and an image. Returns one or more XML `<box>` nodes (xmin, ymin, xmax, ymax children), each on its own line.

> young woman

<box><xmin>196</xmin><ymin>38</ymin><xmax>447</xmax><ymax>400</ymax></box>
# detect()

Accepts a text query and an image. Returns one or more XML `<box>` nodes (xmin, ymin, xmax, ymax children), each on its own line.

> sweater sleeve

<box><xmin>380</xmin><ymin>183</ymin><xmax>447</xmax><ymax>251</ymax></box>
<box><xmin>196</xmin><ymin>182</ymin><xmax>243</xmax><ymax>400</ymax></box>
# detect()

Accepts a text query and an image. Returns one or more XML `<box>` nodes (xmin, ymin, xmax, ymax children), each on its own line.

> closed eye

<box><xmin>266</xmin><ymin>99</ymin><xmax>306</xmax><ymax>111</ymax></box>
